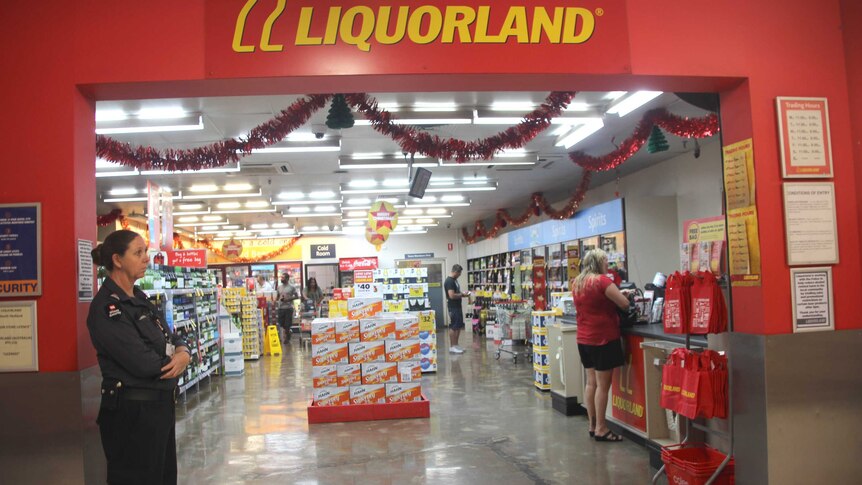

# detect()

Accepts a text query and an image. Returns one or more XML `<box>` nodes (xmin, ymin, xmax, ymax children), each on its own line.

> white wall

<box><xmin>465</xmin><ymin>138</ymin><xmax>724</xmax><ymax>288</ymax></box>
<box><xmin>296</xmin><ymin>229</ymin><xmax>466</xmax><ymax>272</ymax></box>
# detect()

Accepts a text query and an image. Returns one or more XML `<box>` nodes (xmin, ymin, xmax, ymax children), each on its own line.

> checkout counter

<box><xmin>551</xmin><ymin>310</ymin><xmax>707</xmax><ymax>458</ymax></box>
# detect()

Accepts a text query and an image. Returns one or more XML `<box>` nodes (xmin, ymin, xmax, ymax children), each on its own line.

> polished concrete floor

<box><xmin>175</xmin><ymin>332</ymin><xmax>654</xmax><ymax>484</ymax></box>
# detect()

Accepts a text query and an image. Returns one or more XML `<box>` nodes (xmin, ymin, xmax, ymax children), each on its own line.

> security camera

<box><xmin>446</xmin><ymin>223</ymin><xmax>452</xmax><ymax>229</ymax></box>
<box><xmin>312</xmin><ymin>123</ymin><xmax>326</xmax><ymax>139</ymax></box>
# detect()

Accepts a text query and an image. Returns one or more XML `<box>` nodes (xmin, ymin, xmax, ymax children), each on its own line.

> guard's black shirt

<box><xmin>87</xmin><ymin>277</ymin><xmax>187</xmax><ymax>390</ymax></box>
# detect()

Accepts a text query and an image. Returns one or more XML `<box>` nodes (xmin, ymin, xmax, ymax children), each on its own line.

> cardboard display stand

<box><xmin>307</xmin><ymin>394</ymin><xmax>431</xmax><ymax>424</ymax></box>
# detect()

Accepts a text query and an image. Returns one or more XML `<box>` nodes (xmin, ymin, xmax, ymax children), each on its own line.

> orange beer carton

<box><xmin>394</xmin><ymin>317</ymin><xmax>420</xmax><ymax>340</ymax></box>
<box><xmin>348</xmin><ymin>341</ymin><xmax>385</xmax><ymax>364</ymax></box>
<box><xmin>347</xmin><ymin>298</ymin><xmax>383</xmax><ymax>320</ymax></box>
<box><xmin>385</xmin><ymin>382</ymin><xmax>423</xmax><ymax>403</ymax></box>
<box><xmin>397</xmin><ymin>361</ymin><xmax>422</xmax><ymax>382</ymax></box>
<box><xmin>349</xmin><ymin>384</ymin><xmax>386</xmax><ymax>405</ymax></box>
<box><xmin>335</xmin><ymin>320</ymin><xmax>359</xmax><ymax>343</ymax></box>
<box><xmin>359</xmin><ymin>318</ymin><xmax>396</xmax><ymax>342</ymax></box>
<box><xmin>385</xmin><ymin>339</ymin><xmax>421</xmax><ymax>362</ymax></box>
<box><xmin>336</xmin><ymin>364</ymin><xmax>362</xmax><ymax>387</ymax></box>
<box><xmin>361</xmin><ymin>362</ymin><xmax>398</xmax><ymax>385</ymax></box>
<box><xmin>313</xmin><ymin>387</ymin><xmax>350</xmax><ymax>406</ymax></box>
<box><xmin>311</xmin><ymin>365</ymin><xmax>338</xmax><ymax>388</ymax></box>
<box><xmin>311</xmin><ymin>342</ymin><xmax>349</xmax><ymax>366</ymax></box>
<box><xmin>311</xmin><ymin>320</ymin><xmax>335</xmax><ymax>344</ymax></box>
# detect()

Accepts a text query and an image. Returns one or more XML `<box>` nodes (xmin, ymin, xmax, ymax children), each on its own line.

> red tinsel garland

<box><xmin>346</xmin><ymin>91</ymin><xmax>576</xmax><ymax>162</ymax></box>
<box><xmin>196</xmin><ymin>237</ymin><xmax>301</xmax><ymax>263</ymax></box>
<box><xmin>97</xmin><ymin>209</ymin><xmax>130</xmax><ymax>230</ymax></box>
<box><xmin>461</xmin><ymin>171</ymin><xmax>593</xmax><ymax>244</ymax></box>
<box><xmin>97</xmin><ymin>95</ymin><xmax>331</xmax><ymax>170</ymax></box>
<box><xmin>569</xmin><ymin>108</ymin><xmax>719</xmax><ymax>172</ymax></box>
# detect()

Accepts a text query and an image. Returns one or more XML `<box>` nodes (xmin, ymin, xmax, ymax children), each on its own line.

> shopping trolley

<box><xmin>493</xmin><ymin>302</ymin><xmax>532</xmax><ymax>363</ymax></box>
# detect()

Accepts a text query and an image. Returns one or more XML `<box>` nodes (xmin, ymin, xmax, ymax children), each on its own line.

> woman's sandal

<box><xmin>594</xmin><ymin>430</ymin><xmax>623</xmax><ymax>442</ymax></box>
<box><xmin>589</xmin><ymin>431</ymin><xmax>595</xmax><ymax>438</ymax></box>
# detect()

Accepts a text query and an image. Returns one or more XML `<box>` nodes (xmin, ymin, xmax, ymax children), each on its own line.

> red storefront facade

<box><xmin>1</xmin><ymin>1</ymin><xmax>860</xmax><ymax>483</ymax></box>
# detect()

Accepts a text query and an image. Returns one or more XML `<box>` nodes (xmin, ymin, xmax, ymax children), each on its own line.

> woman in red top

<box><xmin>573</xmin><ymin>249</ymin><xmax>631</xmax><ymax>442</ymax></box>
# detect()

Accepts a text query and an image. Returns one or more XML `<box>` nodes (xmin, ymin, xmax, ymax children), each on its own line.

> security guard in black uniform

<box><xmin>87</xmin><ymin>230</ymin><xmax>191</xmax><ymax>485</ymax></box>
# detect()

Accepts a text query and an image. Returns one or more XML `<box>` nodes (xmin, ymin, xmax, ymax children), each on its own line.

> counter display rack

<box><xmin>140</xmin><ymin>265</ymin><xmax>222</xmax><ymax>396</ymax></box>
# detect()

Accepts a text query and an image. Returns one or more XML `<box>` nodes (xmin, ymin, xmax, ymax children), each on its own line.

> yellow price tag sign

<box><xmin>418</xmin><ymin>311</ymin><xmax>435</xmax><ymax>331</ymax></box>
<box><xmin>408</xmin><ymin>285</ymin><xmax>425</xmax><ymax>298</ymax></box>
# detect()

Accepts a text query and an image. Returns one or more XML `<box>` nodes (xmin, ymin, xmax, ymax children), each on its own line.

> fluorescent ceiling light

<box><xmin>346</xmin><ymin>220</ymin><xmax>365</xmax><ymax>226</ymax></box>
<box><xmin>347</xmin><ymin>210</ymin><xmax>367</xmax><ymax>218</ymax></box>
<box><xmin>138</xmin><ymin>107</ymin><xmax>187</xmax><ymax>119</ymax></box>
<box><xmin>348</xmin><ymin>180</ymin><xmax>378</xmax><ymax>188</ymax></box>
<box><xmin>403</xmin><ymin>209</ymin><xmax>424</xmax><ymax>216</ymax></box>
<box><xmin>202</xmin><ymin>215</ymin><xmax>224</xmax><ymax>222</ymax></box>
<box><xmin>390</xmin><ymin>229</ymin><xmax>428</xmax><ymax>235</ymax></box>
<box><xmin>428</xmin><ymin>186</ymin><xmax>495</xmax><ymax>192</ymax></box>
<box><xmin>224</xmin><ymin>183</ymin><xmax>254</xmax><ymax>192</ymax></box>
<box><xmin>96</xmin><ymin>170</ymin><xmax>140</xmax><ymax>178</ymax></box>
<box><xmin>415</xmin><ymin>218</ymin><xmax>434</xmax><ymax>224</ymax></box>
<box><xmin>490</xmin><ymin>101</ymin><xmax>536</xmax><ymax>111</ymax></box>
<box><xmin>95</xmin><ymin>110</ymin><xmax>127</xmax><ymax>122</ymax></box>
<box><xmin>250</xmin><ymin>223</ymin><xmax>269</xmax><ymax>229</ymax></box>
<box><xmin>211</xmin><ymin>209</ymin><xmax>277</xmax><ymax>215</ymax></box>
<box><xmin>413</xmin><ymin>102</ymin><xmax>458</xmax><ymax>111</ymax></box>
<box><xmin>473</xmin><ymin>109</ymin><xmax>598</xmax><ymax>125</ymax></box>
<box><xmin>287</xmin><ymin>133</ymin><xmax>327</xmax><ymax>142</ymax></box>
<box><xmin>606</xmin><ymin>91</ymin><xmax>662</xmax><ymax>117</ymax></box>
<box><xmin>245</xmin><ymin>200</ymin><xmax>270</xmax><ymax>209</ymax></box>
<box><xmin>418</xmin><ymin>195</ymin><xmax>437</xmax><ymax>202</ymax></box>
<box><xmin>109</xmin><ymin>187</ymin><xmax>139</xmax><ymax>196</ymax></box>
<box><xmin>95</xmin><ymin>115</ymin><xmax>203</xmax><ymax>134</ymax></box>
<box><xmin>172</xmin><ymin>210</ymin><xmax>211</xmax><ymax>216</ymax></box>
<box><xmin>278</xmin><ymin>192</ymin><xmax>305</xmax><ymax>200</ymax></box>
<box><xmin>604</xmin><ymin>91</ymin><xmax>628</xmax><ymax>100</ymax></box>
<box><xmin>178</xmin><ymin>216</ymin><xmax>199</xmax><ymax>223</ymax></box>
<box><xmin>353</xmin><ymin>118</ymin><xmax>471</xmax><ymax>126</ymax></box>
<box><xmin>221</xmin><ymin>225</ymin><xmax>241</xmax><ymax>230</ymax></box>
<box><xmin>343</xmin><ymin>226</ymin><xmax>366</xmax><ymax>234</ymax></box>
<box><xmin>496</xmin><ymin>150</ymin><xmax>529</xmax><ymax>158</ymax></box>
<box><xmin>551</xmin><ymin>125</ymin><xmax>571</xmax><ymax>137</ymax></box>
<box><xmin>302</xmin><ymin>225</ymin><xmax>319</xmax><ymax>231</ymax></box>
<box><xmin>216</xmin><ymin>202</ymin><xmax>241</xmax><ymax>209</ymax></box>
<box><xmin>309</xmin><ymin>190</ymin><xmax>336</xmax><ymax>199</ymax></box>
<box><xmin>288</xmin><ymin>206</ymin><xmax>310</xmax><ymax>213</ymax></box>
<box><xmin>429</xmin><ymin>179</ymin><xmax>455</xmax><ymax>186</ymax></box>
<box><xmin>439</xmin><ymin>157</ymin><xmax>535</xmax><ymax>167</ymax></box>
<box><xmin>314</xmin><ymin>205</ymin><xmax>336</xmax><ymax>212</ymax></box>
<box><xmin>138</xmin><ymin>164</ymin><xmax>241</xmax><ymax>175</ymax></box>
<box><xmin>271</xmin><ymin>199</ymin><xmax>341</xmax><ymax>206</ymax></box>
<box><xmin>285</xmin><ymin>212</ymin><xmax>341</xmax><ymax>218</ymax></box>
<box><xmin>102</xmin><ymin>196</ymin><xmax>147</xmax><ymax>203</ymax></box>
<box><xmin>378</xmin><ymin>197</ymin><xmax>401</xmax><ymax>203</ymax></box>
<box><xmin>189</xmin><ymin>185</ymin><xmax>219</xmax><ymax>193</ymax></box>
<box><xmin>341</xmin><ymin>162</ymin><xmax>437</xmax><ymax>170</ymax></box>
<box><xmin>350</xmin><ymin>152</ymin><xmax>387</xmax><ymax>160</ymax></box>
<box><xmin>426</xmin><ymin>208</ymin><xmax>449</xmax><ymax>215</ymax></box>
<box><xmin>406</xmin><ymin>202</ymin><xmax>470</xmax><ymax>208</ymax></box>
<box><xmin>201</xmin><ymin>225</ymin><xmax>220</xmax><ymax>231</ymax></box>
<box><xmin>382</xmin><ymin>179</ymin><xmax>409</xmax><ymax>187</ymax></box>
<box><xmin>271</xmin><ymin>223</ymin><xmax>291</xmax><ymax>228</ymax></box>
<box><xmin>555</xmin><ymin>119</ymin><xmax>605</xmax><ymax>149</ymax></box>
<box><xmin>182</xmin><ymin>191</ymin><xmax>262</xmax><ymax>200</ymax></box>
<box><xmin>252</xmin><ymin>139</ymin><xmax>340</xmax><ymax>154</ymax></box>
<box><xmin>399</xmin><ymin>218</ymin><xmax>414</xmax><ymax>224</ymax></box>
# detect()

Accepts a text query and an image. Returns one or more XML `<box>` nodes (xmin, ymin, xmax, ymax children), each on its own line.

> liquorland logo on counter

<box><xmin>230</xmin><ymin>2</ymin><xmax>604</xmax><ymax>53</ymax></box>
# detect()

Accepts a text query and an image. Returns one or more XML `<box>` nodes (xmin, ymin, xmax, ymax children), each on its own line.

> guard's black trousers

<box><xmin>98</xmin><ymin>398</ymin><xmax>177</xmax><ymax>485</ymax></box>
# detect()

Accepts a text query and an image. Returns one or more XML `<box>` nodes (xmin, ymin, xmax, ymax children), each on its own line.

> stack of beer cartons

<box><xmin>311</xmin><ymin>313</ymin><xmax>424</xmax><ymax>406</ymax></box>
<box><xmin>241</xmin><ymin>296</ymin><xmax>262</xmax><ymax>360</ymax></box>
<box><xmin>416</xmin><ymin>310</ymin><xmax>438</xmax><ymax>373</ymax></box>
<box><xmin>532</xmin><ymin>311</ymin><xmax>555</xmax><ymax>390</ymax></box>
<box><xmin>221</xmin><ymin>288</ymin><xmax>245</xmax><ymax>376</ymax></box>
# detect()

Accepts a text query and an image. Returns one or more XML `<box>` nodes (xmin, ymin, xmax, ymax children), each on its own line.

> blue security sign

<box><xmin>506</xmin><ymin>199</ymin><xmax>624</xmax><ymax>250</ymax></box>
<box><xmin>0</xmin><ymin>203</ymin><xmax>41</xmax><ymax>297</ymax></box>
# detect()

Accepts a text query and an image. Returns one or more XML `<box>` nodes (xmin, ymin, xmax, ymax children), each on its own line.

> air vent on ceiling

<box><xmin>242</xmin><ymin>162</ymin><xmax>292</xmax><ymax>175</ymax></box>
<box><xmin>495</xmin><ymin>166</ymin><xmax>534</xmax><ymax>172</ymax></box>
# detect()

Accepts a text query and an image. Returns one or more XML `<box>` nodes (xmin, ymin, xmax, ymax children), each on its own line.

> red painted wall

<box><xmin>0</xmin><ymin>0</ymin><xmax>859</xmax><ymax>371</ymax></box>
<box><xmin>841</xmin><ymin>0</ymin><xmax>862</xmax><ymax>264</ymax></box>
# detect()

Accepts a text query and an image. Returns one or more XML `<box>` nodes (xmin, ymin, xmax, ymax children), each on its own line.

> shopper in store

<box><xmin>86</xmin><ymin>229</ymin><xmax>191</xmax><ymax>484</ymax></box>
<box><xmin>444</xmin><ymin>264</ymin><xmax>470</xmax><ymax>354</ymax></box>
<box><xmin>304</xmin><ymin>276</ymin><xmax>324</xmax><ymax>314</ymax></box>
<box><xmin>277</xmin><ymin>272</ymin><xmax>300</xmax><ymax>341</ymax></box>
<box><xmin>255</xmin><ymin>274</ymin><xmax>275</xmax><ymax>294</ymax></box>
<box><xmin>572</xmin><ymin>248</ymin><xmax>631</xmax><ymax>443</ymax></box>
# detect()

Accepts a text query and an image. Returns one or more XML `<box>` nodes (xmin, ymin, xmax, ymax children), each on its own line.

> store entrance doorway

<box><xmin>396</xmin><ymin>258</ymin><xmax>446</xmax><ymax>330</ymax></box>
<box><xmin>305</xmin><ymin>263</ymin><xmax>338</xmax><ymax>296</ymax></box>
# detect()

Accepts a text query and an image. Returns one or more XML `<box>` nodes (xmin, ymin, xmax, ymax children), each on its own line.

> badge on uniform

<box><xmin>106</xmin><ymin>304</ymin><xmax>122</xmax><ymax>319</ymax></box>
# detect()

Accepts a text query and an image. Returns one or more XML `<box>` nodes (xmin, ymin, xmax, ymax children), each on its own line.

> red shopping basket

<box><xmin>661</xmin><ymin>443</ymin><xmax>735</xmax><ymax>485</ymax></box>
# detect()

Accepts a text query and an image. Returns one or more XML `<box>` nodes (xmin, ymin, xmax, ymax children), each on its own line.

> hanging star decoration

<box><xmin>535</xmin><ymin>269</ymin><xmax>545</xmax><ymax>279</ymax></box>
<box><xmin>368</xmin><ymin>201</ymin><xmax>398</xmax><ymax>231</ymax></box>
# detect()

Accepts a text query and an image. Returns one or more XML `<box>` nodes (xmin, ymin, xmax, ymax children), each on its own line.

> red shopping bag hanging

<box><xmin>678</xmin><ymin>354</ymin><xmax>711</xmax><ymax>419</ymax></box>
<box><xmin>689</xmin><ymin>271</ymin><xmax>715</xmax><ymax>334</ymax></box>
<box><xmin>663</xmin><ymin>272</ymin><xmax>691</xmax><ymax>334</ymax></box>
<box><xmin>712</xmin><ymin>278</ymin><xmax>728</xmax><ymax>334</ymax></box>
<box><xmin>660</xmin><ymin>348</ymin><xmax>687</xmax><ymax>412</ymax></box>
<box><xmin>706</xmin><ymin>351</ymin><xmax>729</xmax><ymax>419</ymax></box>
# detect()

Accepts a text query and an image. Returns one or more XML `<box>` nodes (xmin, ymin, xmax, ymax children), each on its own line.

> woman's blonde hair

<box><xmin>572</xmin><ymin>248</ymin><xmax>608</xmax><ymax>295</ymax></box>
